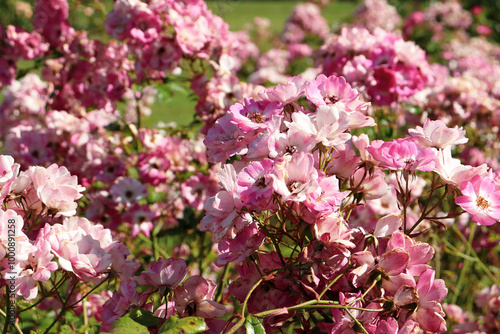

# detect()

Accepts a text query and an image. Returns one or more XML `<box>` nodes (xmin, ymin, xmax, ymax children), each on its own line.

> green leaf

<box><xmin>109</xmin><ymin>315</ymin><xmax>150</xmax><ymax>334</ymax></box>
<box><xmin>129</xmin><ymin>307</ymin><xmax>163</xmax><ymax>327</ymax></box>
<box><xmin>159</xmin><ymin>316</ymin><xmax>207</xmax><ymax>334</ymax></box>
<box><xmin>29</xmin><ymin>330</ymin><xmax>44</xmax><ymax>334</ymax></box>
<box><xmin>244</xmin><ymin>315</ymin><xmax>265</xmax><ymax>334</ymax></box>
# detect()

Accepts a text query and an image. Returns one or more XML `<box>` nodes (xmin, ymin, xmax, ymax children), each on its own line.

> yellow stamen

<box><xmin>476</xmin><ymin>196</ymin><xmax>490</xmax><ymax>210</ymax></box>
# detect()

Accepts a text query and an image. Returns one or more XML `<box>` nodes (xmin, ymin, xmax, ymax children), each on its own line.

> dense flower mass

<box><xmin>0</xmin><ymin>0</ymin><xmax>499</xmax><ymax>333</ymax></box>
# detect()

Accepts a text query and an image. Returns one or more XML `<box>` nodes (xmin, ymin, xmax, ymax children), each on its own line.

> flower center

<box><xmin>248</xmin><ymin>112</ymin><xmax>266</xmax><ymax>123</ymax></box>
<box><xmin>253</xmin><ymin>176</ymin><xmax>266</xmax><ymax>188</ymax></box>
<box><xmin>287</xmin><ymin>181</ymin><xmax>301</xmax><ymax>192</ymax></box>
<box><xmin>326</xmin><ymin>94</ymin><xmax>340</xmax><ymax>104</ymax></box>
<box><xmin>476</xmin><ymin>196</ymin><xmax>490</xmax><ymax>210</ymax></box>
<box><xmin>285</xmin><ymin>145</ymin><xmax>297</xmax><ymax>155</ymax></box>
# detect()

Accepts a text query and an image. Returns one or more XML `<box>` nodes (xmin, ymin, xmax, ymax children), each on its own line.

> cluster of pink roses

<box><xmin>200</xmin><ymin>72</ymin><xmax>500</xmax><ymax>332</ymax></box>
<box><xmin>317</xmin><ymin>26</ymin><xmax>433</xmax><ymax>106</ymax></box>
<box><xmin>0</xmin><ymin>156</ymin><xmax>137</xmax><ymax>301</ymax></box>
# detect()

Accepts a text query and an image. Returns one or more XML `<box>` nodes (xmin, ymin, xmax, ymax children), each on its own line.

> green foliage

<box><xmin>158</xmin><ymin>316</ymin><xmax>207</xmax><ymax>334</ymax></box>
<box><xmin>129</xmin><ymin>307</ymin><xmax>164</xmax><ymax>327</ymax></box>
<box><xmin>109</xmin><ymin>315</ymin><xmax>150</xmax><ymax>334</ymax></box>
<box><xmin>244</xmin><ymin>315</ymin><xmax>266</xmax><ymax>334</ymax></box>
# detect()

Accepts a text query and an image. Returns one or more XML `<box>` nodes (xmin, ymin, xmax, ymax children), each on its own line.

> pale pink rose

<box><xmin>30</xmin><ymin>164</ymin><xmax>85</xmax><ymax>216</ymax></box>
<box><xmin>305</xmin><ymin>175</ymin><xmax>348</xmax><ymax>216</ymax></box>
<box><xmin>351</xmin><ymin>167</ymin><xmax>389</xmax><ymax>200</ymax></box>
<box><xmin>306</xmin><ymin>74</ymin><xmax>370</xmax><ymax>112</ymax></box>
<box><xmin>136</xmin><ymin>257</ymin><xmax>187</xmax><ymax>289</ymax></box>
<box><xmin>0</xmin><ymin>155</ymin><xmax>19</xmax><ymax>202</ymax></box>
<box><xmin>257</xmin><ymin>75</ymin><xmax>308</xmax><ymax>105</ymax></box>
<box><xmin>434</xmin><ymin>147</ymin><xmax>488</xmax><ymax>187</ymax></box>
<box><xmin>285</xmin><ymin>106</ymin><xmax>352</xmax><ymax>147</ymax></box>
<box><xmin>456</xmin><ymin>175</ymin><xmax>500</xmax><ymax>226</ymax></box>
<box><xmin>101</xmin><ymin>281</ymin><xmax>149</xmax><ymax>327</ymax></box>
<box><xmin>106</xmin><ymin>242</ymin><xmax>140</xmax><ymax>281</ymax></box>
<box><xmin>373</xmin><ymin>214</ymin><xmax>403</xmax><ymax>237</ymax></box>
<box><xmin>0</xmin><ymin>155</ymin><xmax>18</xmax><ymax>185</ymax></box>
<box><xmin>2</xmin><ymin>238</ymin><xmax>58</xmax><ymax>300</ymax></box>
<box><xmin>237</xmin><ymin>159</ymin><xmax>275</xmax><ymax>210</ymax></box>
<box><xmin>367</xmin><ymin>138</ymin><xmax>436</xmax><ymax>172</ymax></box>
<box><xmin>174</xmin><ymin>276</ymin><xmax>233</xmax><ymax>318</ymax></box>
<box><xmin>215</xmin><ymin>223</ymin><xmax>265</xmax><ymax>266</ymax></box>
<box><xmin>408</xmin><ymin>119</ymin><xmax>468</xmax><ymax>148</ymax></box>
<box><xmin>39</xmin><ymin>217</ymin><xmax>113</xmax><ymax>282</ymax></box>
<box><xmin>386</xmin><ymin>231</ymin><xmax>434</xmax><ymax>276</ymax></box>
<box><xmin>325</xmin><ymin>144</ymin><xmax>362</xmax><ymax>179</ymax></box>
<box><xmin>110</xmin><ymin>176</ymin><xmax>148</xmax><ymax>204</ymax></box>
<box><xmin>271</xmin><ymin>153</ymin><xmax>319</xmax><ymax>202</ymax></box>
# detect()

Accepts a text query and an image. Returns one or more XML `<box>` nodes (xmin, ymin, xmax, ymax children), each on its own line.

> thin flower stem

<box><xmin>242</xmin><ymin>277</ymin><xmax>265</xmax><ymax>318</ymax></box>
<box><xmin>408</xmin><ymin>182</ymin><xmax>449</xmax><ymax>235</ymax></box>
<box><xmin>19</xmin><ymin>274</ymin><xmax>70</xmax><ymax>313</ymax></box>
<box><xmin>223</xmin><ymin>276</ymin><xmax>266</xmax><ymax>334</ymax></box>
<box><xmin>452</xmin><ymin>225</ymin><xmax>500</xmax><ymax>286</ymax></box>
<box><xmin>441</xmin><ymin>238</ymin><xmax>475</xmax><ymax>261</ymax></box>
<box><xmin>214</xmin><ymin>263</ymin><xmax>230</xmax><ymax>303</ymax></box>
<box><xmin>318</xmin><ymin>264</ymin><xmax>352</xmax><ymax>299</ymax></box>
<box><xmin>252</xmin><ymin>300</ymin><xmax>384</xmax><ymax>318</ymax></box>
<box><xmin>82</xmin><ymin>297</ymin><xmax>89</xmax><ymax>334</ymax></box>
<box><xmin>452</xmin><ymin>224</ymin><xmax>476</xmax><ymax>305</ymax></box>
<box><xmin>223</xmin><ymin>317</ymin><xmax>245</xmax><ymax>334</ymax></box>
<box><xmin>68</xmin><ymin>275</ymin><xmax>111</xmax><ymax>309</ymax></box>
<box><xmin>43</xmin><ymin>280</ymin><xmax>78</xmax><ymax>334</ymax></box>
<box><xmin>345</xmin><ymin>308</ymin><xmax>369</xmax><ymax>334</ymax></box>
<box><xmin>137</xmin><ymin>233</ymin><xmax>170</xmax><ymax>259</ymax></box>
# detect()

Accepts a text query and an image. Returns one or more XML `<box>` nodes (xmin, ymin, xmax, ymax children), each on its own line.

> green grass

<box><xmin>207</xmin><ymin>1</ymin><xmax>356</xmax><ymax>33</ymax></box>
<box><xmin>144</xmin><ymin>1</ymin><xmax>357</xmax><ymax>128</ymax></box>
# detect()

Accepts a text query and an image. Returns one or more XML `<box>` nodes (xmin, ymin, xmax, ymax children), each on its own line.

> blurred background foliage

<box><xmin>1</xmin><ymin>0</ymin><xmax>499</xmax><ymax>128</ymax></box>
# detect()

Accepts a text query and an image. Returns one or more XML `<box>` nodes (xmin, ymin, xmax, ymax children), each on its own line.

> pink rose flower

<box><xmin>174</xmin><ymin>276</ymin><xmax>232</xmax><ymax>318</ymax></box>
<box><xmin>39</xmin><ymin>217</ymin><xmax>113</xmax><ymax>282</ymax></box>
<box><xmin>136</xmin><ymin>257</ymin><xmax>188</xmax><ymax>290</ymax></box>
<box><xmin>30</xmin><ymin>164</ymin><xmax>85</xmax><ymax>216</ymax></box>
<box><xmin>367</xmin><ymin>138</ymin><xmax>436</xmax><ymax>172</ymax></box>
<box><xmin>455</xmin><ymin>175</ymin><xmax>500</xmax><ymax>226</ymax></box>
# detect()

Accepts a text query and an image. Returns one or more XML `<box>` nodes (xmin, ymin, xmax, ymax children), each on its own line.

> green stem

<box><xmin>43</xmin><ymin>281</ymin><xmax>78</xmax><ymax>334</ymax></box>
<box><xmin>214</xmin><ymin>264</ymin><xmax>230</xmax><ymax>303</ymax></box>
<box><xmin>408</xmin><ymin>183</ymin><xmax>449</xmax><ymax>235</ymax></box>
<box><xmin>318</xmin><ymin>264</ymin><xmax>352</xmax><ymax>299</ymax></box>
<box><xmin>242</xmin><ymin>277</ymin><xmax>264</xmax><ymax>318</ymax></box>
<box><xmin>68</xmin><ymin>275</ymin><xmax>111</xmax><ymax>309</ymax></box>
<box><xmin>253</xmin><ymin>300</ymin><xmax>384</xmax><ymax>318</ymax></box>
<box><xmin>223</xmin><ymin>316</ymin><xmax>245</xmax><ymax>334</ymax></box>
<box><xmin>19</xmin><ymin>274</ymin><xmax>70</xmax><ymax>313</ymax></box>
<box><xmin>451</xmin><ymin>224</ymin><xmax>475</xmax><ymax>304</ymax></box>
<box><xmin>137</xmin><ymin>234</ymin><xmax>170</xmax><ymax>259</ymax></box>
<box><xmin>0</xmin><ymin>308</ymin><xmax>22</xmax><ymax>334</ymax></box>
<box><xmin>452</xmin><ymin>225</ymin><xmax>499</xmax><ymax>286</ymax></box>
<box><xmin>346</xmin><ymin>308</ymin><xmax>369</xmax><ymax>334</ymax></box>
<box><xmin>83</xmin><ymin>297</ymin><xmax>89</xmax><ymax>334</ymax></box>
